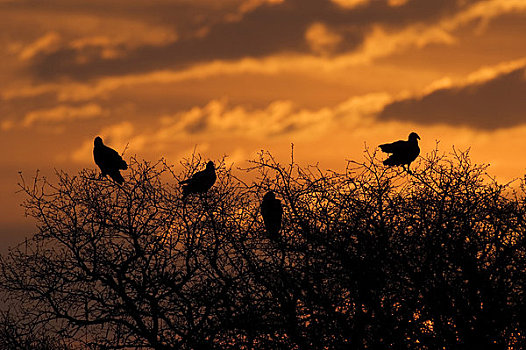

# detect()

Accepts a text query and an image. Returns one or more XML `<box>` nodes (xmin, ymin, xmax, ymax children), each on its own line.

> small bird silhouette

<box><xmin>379</xmin><ymin>132</ymin><xmax>420</xmax><ymax>174</ymax></box>
<box><xmin>261</xmin><ymin>191</ymin><xmax>283</xmax><ymax>240</ymax></box>
<box><xmin>180</xmin><ymin>161</ymin><xmax>216</xmax><ymax>199</ymax></box>
<box><xmin>93</xmin><ymin>136</ymin><xmax>128</xmax><ymax>184</ymax></box>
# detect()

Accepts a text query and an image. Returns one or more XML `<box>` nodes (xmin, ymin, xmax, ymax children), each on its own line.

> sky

<box><xmin>2</xmin><ymin>0</ymin><xmax>526</xmax><ymax>249</ymax></box>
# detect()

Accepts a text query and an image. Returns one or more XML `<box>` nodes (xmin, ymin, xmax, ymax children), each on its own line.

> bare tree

<box><xmin>1</xmin><ymin>149</ymin><xmax>524</xmax><ymax>349</ymax></box>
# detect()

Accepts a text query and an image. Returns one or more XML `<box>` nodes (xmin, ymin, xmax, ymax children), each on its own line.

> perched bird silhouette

<box><xmin>379</xmin><ymin>132</ymin><xmax>420</xmax><ymax>174</ymax></box>
<box><xmin>180</xmin><ymin>161</ymin><xmax>216</xmax><ymax>199</ymax></box>
<box><xmin>93</xmin><ymin>136</ymin><xmax>128</xmax><ymax>184</ymax></box>
<box><xmin>261</xmin><ymin>191</ymin><xmax>283</xmax><ymax>240</ymax></box>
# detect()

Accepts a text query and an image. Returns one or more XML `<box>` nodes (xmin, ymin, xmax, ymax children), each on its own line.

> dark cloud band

<box><xmin>378</xmin><ymin>67</ymin><xmax>526</xmax><ymax>130</ymax></box>
<box><xmin>25</xmin><ymin>0</ymin><xmax>477</xmax><ymax>81</ymax></box>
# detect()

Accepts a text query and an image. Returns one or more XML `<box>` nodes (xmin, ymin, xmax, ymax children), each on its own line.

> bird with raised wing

<box><xmin>261</xmin><ymin>191</ymin><xmax>283</xmax><ymax>240</ymax></box>
<box><xmin>93</xmin><ymin>136</ymin><xmax>128</xmax><ymax>184</ymax></box>
<box><xmin>180</xmin><ymin>161</ymin><xmax>216</xmax><ymax>199</ymax></box>
<box><xmin>379</xmin><ymin>132</ymin><xmax>420</xmax><ymax>174</ymax></box>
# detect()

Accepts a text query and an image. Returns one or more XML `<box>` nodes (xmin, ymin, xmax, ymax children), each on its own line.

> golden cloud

<box><xmin>6</xmin><ymin>0</ymin><xmax>526</xmax><ymax>107</ymax></box>
<box><xmin>12</xmin><ymin>24</ymin><xmax>451</xmax><ymax>104</ymax></box>
<box><xmin>9</xmin><ymin>10</ymin><xmax>178</xmax><ymax>65</ymax></box>
<box><xmin>238</xmin><ymin>0</ymin><xmax>284</xmax><ymax>14</ymax></box>
<box><xmin>63</xmin><ymin>91</ymin><xmax>526</xmax><ymax>183</ymax></box>
<box><xmin>71</xmin><ymin>121</ymin><xmax>143</xmax><ymax>163</ymax></box>
<box><xmin>388</xmin><ymin>0</ymin><xmax>408</xmax><ymax>7</ymax></box>
<box><xmin>22</xmin><ymin>103</ymin><xmax>103</xmax><ymax>127</ymax></box>
<box><xmin>305</xmin><ymin>22</ymin><xmax>343</xmax><ymax>55</ymax></box>
<box><xmin>379</xmin><ymin>59</ymin><xmax>526</xmax><ymax>129</ymax></box>
<box><xmin>1</xmin><ymin>120</ymin><xmax>15</xmax><ymax>131</ymax></box>
<box><xmin>408</xmin><ymin>57</ymin><xmax>526</xmax><ymax>98</ymax></box>
<box><xmin>19</xmin><ymin>32</ymin><xmax>62</xmax><ymax>61</ymax></box>
<box><xmin>330</xmin><ymin>0</ymin><xmax>370</xmax><ymax>10</ymax></box>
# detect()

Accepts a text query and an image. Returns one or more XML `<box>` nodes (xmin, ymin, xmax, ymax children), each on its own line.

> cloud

<box><xmin>62</xmin><ymin>89</ymin><xmax>526</xmax><ymax>184</ymax></box>
<box><xmin>157</xmin><ymin>99</ymin><xmax>302</xmax><ymax>138</ymax></box>
<box><xmin>378</xmin><ymin>64</ymin><xmax>526</xmax><ymax>129</ymax></box>
<box><xmin>388</xmin><ymin>0</ymin><xmax>408</xmax><ymax>7</ymax></box>
<box><xmin>452</xmin><ymin>0</ymin><xmax>526</xmax><ymax>25</ymax></box>
<box><xmin>71</xmin><ymin>121</ymin><xmax>142</xmax><ymax>163</ymax></box>
<box><xmin>4</xmin><ymin>0</ymin><xmax>525</xmax><ymax>87</ymax></box>
<box><xmin>11</xmin><ymin>0</ymin><xmax>516</xmax><ymax>117</ymax></box>
<box><xmin>237</xmin><ymin>0</ymin><xmax>284</xmax><ymax>14</ymax></box>
<box><xmin>344</xmin><ymin>24</ymin><xmax>454</xmax><ymax>65</ymax></box>
<box><xmin>65</xmin><ymin>92</ymin><xmax>391</xmax><ymax>164</ymax></box>
<box><xmin>330</xmin><ymin>0</ymin><xmax>370</xmax><ymax>10</ymax></box>
<box><xmin>4</xmin><ymin>7</ymin><xmax>177</xmax><ymax>74</ymax></box>
<box><xmin>305</xmin><ymin>22</ymin><xmax>343</xmax><ymax>55</ymax></box>
<box><xmin>24</xmin><ymin>0</ymin><xmax>479</xmax><ymax>81</ymax></box>
<box><xmin>22</xmin><ymin>103</ymin><xmax>103</xmax><ymax>127</ymax></box>
<box><xmin>154</xmin><ymin>93</ymin><xmax>391</xmax><ymax>140</ymax></box>
<box><xmin>150</xmin><ymin>92</ymin><xmax>389</xmax><ymax>143</ymax></box>
<box><xmin>19</xmin><ymin>32</ymin><xmax>61</xmax><ymax>61</ymax></box>
<box><xmin>1</xmin><ymin>120</ymin><xmax>15</xmax><ymax>131</ymax></box>
<box><xmin>21</xmin><ymin>0</ymin><xmax>515</xmax><ymax>89</ymax></box>
<box><xmin>5</xmin><ymin>22</ymin><xmax>453</xmax><ymax>105</ymax></box>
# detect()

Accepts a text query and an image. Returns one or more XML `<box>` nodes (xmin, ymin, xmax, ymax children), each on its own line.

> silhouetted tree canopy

<box><xmin>1</xmin><ymin>149</ymin><xmax>525</xmax><ymax>349</ymax></box>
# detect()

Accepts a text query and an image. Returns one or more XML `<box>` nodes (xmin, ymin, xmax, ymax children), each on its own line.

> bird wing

<box><xmin>379</xmin><ymin>140</ymin><xmax>406</xmax><ymax>154</ymax></box>
<box><xmin>180</xmin><ymin>168</ymin><xmax>204</xmax><ymax>185</ymax></box>
<box><xmin>180</xmin><ymin>167</ymin><xmax>214</xmax><ymax>185</ymax></box>
<box><xmin>261</xmin><ymin>198</ymin><xmax>270</xmax><ymax>218</ymax></box>
<box><xmin>262</xmin><ymin>199</ymin><xmax>283</xmax><ymax>232</ymax></box>
<box><xmin>105</xmin><ymin>146</ymin><xmax>127</xmax><ymax>170</ymax></box>
<box><xmin>382</xmin><ymin>143</ymin><xmax>419</xmax><ymax>166</ymax></box>
<box><xmin>272</xmin><ymin>201</ymin><xmax>283</xmax><ymax>231</ymax></box>
<box><xmin>95</xmin><ymin>145</ymin><xmax>127</xmax><ymax>170</ymax></box>
<box><xmin>93</xmin><ymin>145</ymin><xmax>104</xmax><ymax>168</ymax></box>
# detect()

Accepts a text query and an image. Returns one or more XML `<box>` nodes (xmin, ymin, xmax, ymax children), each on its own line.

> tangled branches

<box><xmin>1</xmin><ymin>150</ymin><xmax>525</xmax><ymax>349</ymax></box>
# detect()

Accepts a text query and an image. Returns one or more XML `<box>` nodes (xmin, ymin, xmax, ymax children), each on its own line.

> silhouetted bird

<box><xmin>261</xmin><ymin>191</ymin><xmax>283</xmax><ymax>240</ymax></box>
<box><xmin>93</xmin><ymin>136</ymin><xmax>128</xmax><ymax>184</ymax></box>
<box><xmin>379</xmin><ymin>132</ymin><xmax>420</xmax><ymax>173</ymax></box>
<box><xmin>180</xmin><ymin>161</ymin><xmax>216</xmax><ymax>199</ymax></box>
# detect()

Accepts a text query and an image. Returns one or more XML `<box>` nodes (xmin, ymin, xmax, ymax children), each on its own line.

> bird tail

<box><xmin>265</xmin><ymin>224</ymin><xmax>281</xmax><ymax>240</ymax></box>
<box><xmin>181</xmin><ymin>186</ymin><xmax>189</xmax><ymax>199</ymax></box>
<box><xmin>109</xmin><ymin>171</ymin><xmax>124</xmax><ymax>184</ymax></box>
<box><xmin>383</xmin><ymin>157</ymin><xmax>398</xmax><ymax>166</ymax></box>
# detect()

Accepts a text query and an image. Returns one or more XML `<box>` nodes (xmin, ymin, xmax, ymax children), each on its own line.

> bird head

<box><xmin>409</xmin><ymin>132</ymin><xmax>420</xmax><ymax>141</ymax></box>
<box><xmin>206</xmin><ymin>161</ymin><xmax>215</xmax><ymax>171</ymax></box>
<box><xmin>263</xmin><ymin>191</ymin><xmax>275</xmax><ymax>201</ymax></box>
<box><xmin>94</xmin><ymin>136</ymin><xmax>103</xmax><ymax>146</ymax></box>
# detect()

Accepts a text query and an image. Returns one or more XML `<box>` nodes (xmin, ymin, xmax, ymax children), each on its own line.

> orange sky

<box><xmin>2</xmin><ymin>0</ymin><xmax>526</xmax><ymax>249</ymax></box>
